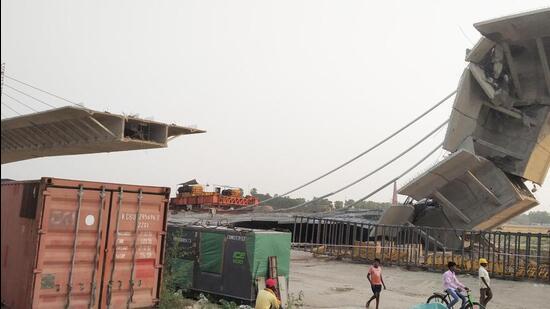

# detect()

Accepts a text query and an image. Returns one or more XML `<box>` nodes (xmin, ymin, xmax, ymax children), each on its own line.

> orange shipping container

<box><xmin>1</xmin><ymin>177</ymin><xmax>170</xmax><ymax>309</ymax></box>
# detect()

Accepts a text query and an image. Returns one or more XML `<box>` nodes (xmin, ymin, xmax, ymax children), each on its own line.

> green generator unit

<box><xmin>166</xmin><ymin>224</ymin><xmax>291</xmax><ymax>302</ymax></box>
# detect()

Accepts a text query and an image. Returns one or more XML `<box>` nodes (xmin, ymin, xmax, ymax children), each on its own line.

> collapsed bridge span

<box><xmin>379</xmin><ymin>8</ymin><xmax>550</xmax><ymax>239</ymax></box>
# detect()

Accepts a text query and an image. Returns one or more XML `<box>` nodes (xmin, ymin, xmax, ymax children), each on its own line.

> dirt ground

<box><xmin>288</xmin><ymin>251</ymin><xmax>550</xmax><ymax>309</ymax></box>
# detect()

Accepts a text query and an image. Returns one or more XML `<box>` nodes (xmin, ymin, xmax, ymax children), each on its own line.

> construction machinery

<box><xmin>170</xmin><ymin>179</ymin><xmax>259</xmax><ymax>212</ymax></box>
<box><xmin>165</xmin><ymin>224</ymin><xmax>291</xmax><ymax>304</ymax></box>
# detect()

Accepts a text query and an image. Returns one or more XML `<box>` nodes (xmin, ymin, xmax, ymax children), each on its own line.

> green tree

<box><xmin>527</xmin><ymin>211</ymin><xmax>550</xmax><ymax>224</ymax></box>
<box><xmin>509</xmin><ymin>214</ymin><xmax>529</xmax><ymax>225</ymax></box>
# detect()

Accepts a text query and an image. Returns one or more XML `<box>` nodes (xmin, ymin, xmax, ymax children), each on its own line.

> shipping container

<box><xmin>1</xmin><ymin>177</ymin><xmax>170</xmax><ymax>309</ymax></box>
<box><xmin>165</xmin><ymin>225</ymin><xmax>291</xmax><ymax>303</ymax></box>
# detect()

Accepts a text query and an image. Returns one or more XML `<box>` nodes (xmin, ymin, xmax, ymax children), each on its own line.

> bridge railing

<box><xmin>291</xmin><ymin>216</ymin><xmax>550</xmax><ymax>282</ymax></box>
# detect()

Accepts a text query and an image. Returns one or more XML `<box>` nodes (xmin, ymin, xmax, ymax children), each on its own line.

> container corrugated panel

<box><xmin>1</xmin><ymin>177</ymin><xmax>169</xmax><ymax>309</ymax></box>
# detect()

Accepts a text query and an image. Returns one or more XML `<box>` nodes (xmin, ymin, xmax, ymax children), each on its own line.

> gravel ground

<box><xmin>289</xmin><ymin>251</ymin><xmax>550</xmax><ymax>309</ymax></box>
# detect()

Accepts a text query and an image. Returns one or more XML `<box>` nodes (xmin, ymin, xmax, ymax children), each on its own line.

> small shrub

<box><xmin>286</xmin><ymin>291</ymin><xmax>304</xmax><ymax>309</ymax></box>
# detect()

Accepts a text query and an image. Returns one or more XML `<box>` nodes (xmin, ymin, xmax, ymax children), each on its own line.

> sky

<box><xmin>1</xmin><ymin>0</ymin><xmax>549</xmax><ymax>212</ymax></box>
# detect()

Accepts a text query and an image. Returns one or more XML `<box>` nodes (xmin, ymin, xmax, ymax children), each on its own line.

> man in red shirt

<box><xmin>366</xmin><ymin>258</ymin><xmax>386</xmax><ymax>309</ymax></box>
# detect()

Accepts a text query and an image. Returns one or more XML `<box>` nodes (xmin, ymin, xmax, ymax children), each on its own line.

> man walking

<box><xmin>443</xmin><ymin>261</ymin><xmax>468</xmax><ymax>309</ymax></box>
<box><xmin>479</xmin><ymin>258</ymin><xmax>493</xmax><ymax>307</ymax></box>
<box><xmin>366</xmin><ymin>258</ymin><xmax>386</xmax><ymax>309</ymax></box>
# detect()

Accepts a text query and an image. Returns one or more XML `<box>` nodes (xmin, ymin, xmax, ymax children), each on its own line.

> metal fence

<box><xmin>291</xmin><ymin>216</ymin><xmax>550</xmax><ymax>282</ymax></box>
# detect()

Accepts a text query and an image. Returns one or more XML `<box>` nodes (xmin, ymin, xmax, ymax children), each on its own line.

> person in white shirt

<box><xmin>478</xmin><ymin>258</ymin><xmax>492</xmax><ymax>306</ymax></box>
<box><xmin>442</xmin><ymin>261</ymin><xmax>468</xmax><ymax>309</ymax></box>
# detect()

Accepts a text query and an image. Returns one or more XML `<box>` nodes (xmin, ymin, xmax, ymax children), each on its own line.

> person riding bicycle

<box><xmin>442</xmin><ymin>261</ymin><xmax>468</xmax><ymax>309</ymax></box>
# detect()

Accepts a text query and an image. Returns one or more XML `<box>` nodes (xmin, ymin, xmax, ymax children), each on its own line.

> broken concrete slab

<box><xmin>474</xmin><ymin>8</ymin><xmax>550</xmax><ymax>43</ymax></box>
<box><xmin>377</xmin><ymin>205</ymin><xmax>414</xmax><ymax>226</ymax></box>
<box><xmin>443</xmin><ymin>9</ymin><xmax>550</xmax><ymax>185</ymax></box>
<box><xmin>1</xmin><ymin>106</ymin><xmax>205</xmax><ymax>164</ymax></box>
<box><xmin>399</xmin><ymin>149</ymin><xmax>538</xmax><ymax>231</ymax></box>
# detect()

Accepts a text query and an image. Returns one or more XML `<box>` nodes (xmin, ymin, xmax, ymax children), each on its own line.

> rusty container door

<box><xmin>1</xmin><ymin>180</ymin><xmax>43</xmax><ymax>309</ymax></box>
<box><xmin>31</xmin><ymin>185</ymin><xmax>111</xmax><ymax>308</ymax></box>
<box><xmin>2</xmin><ymin>178</ymin><xmax>169</xmax><ymax>309</ymax></box>
<box><xmin>101</xmin><ymin>188</ymin><xmax>168</xmax><ymax>308</ymax></box>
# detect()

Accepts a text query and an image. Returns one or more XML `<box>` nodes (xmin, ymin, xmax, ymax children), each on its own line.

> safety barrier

<box><xmin>291</xmin><ymin>216</ymin><xmax>550</xmax><ymax>282</ymax></box>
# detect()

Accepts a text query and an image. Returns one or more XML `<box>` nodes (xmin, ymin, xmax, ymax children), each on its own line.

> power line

<box><xmin>3</xmin><ymin>92</ymin><xmax>39</xmax><ymax>112</ymax></box>
<box><xmin>5</xmin><ymin>75</ymin><xmax>79</xmax><ymax>106</ymax></box>
<box><xmin>458</xmin><ymin>25</ymin><xmax>475</xmax><ymax>46</ymax></box>
<box><xmin>274</xmin><ymin>120</ymin><xmax>448</xmax><ymax>212</ymax></box>
<box><xmin>1</xmin><ymin>102</ymin><xmax>22</xmax><ymax>115</ymax></box>
<box><xmin>255</xmin><ymin>90</ymin><xmax>457</xmax><ymax>206</ymax></box>
<box><xmin>226</xmin><ymin>91</ymin><xmax>457</xmax><ymax>213</ymax></box>
<box><xmin>3</xmin><ymin>83</ymin><xmax>57</xmax><ymax>109</ymax></box>
<box><xmin>346</xmin><ymin>142</ymin><xmax>443</xmax><ymax>209</ymax></box>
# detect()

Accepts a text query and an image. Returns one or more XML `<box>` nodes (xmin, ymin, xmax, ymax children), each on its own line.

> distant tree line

<box><xmin>508</xmin><ymin>210</ymin><xmax>550</xmax><ymax>225</ymax></box>
<box><xmin>250</xmin><ymin>188</ymin><xmax>392</xmax><ymax>212</ymax></box>
<box><xmin>250</xmin><ymin>188</ymin><xmax>550</xmax><ymax>223</ymax></box>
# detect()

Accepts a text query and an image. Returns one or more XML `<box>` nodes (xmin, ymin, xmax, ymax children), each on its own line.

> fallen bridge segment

<box><xmin>1</xmin><ymin>106</ymin><xmax>205</xmax><ymax>164</ymax></box>
<box><xmin>380</xmin><ymin>8</ymin><xmax>550</xmax><ymax>238</ymax></box>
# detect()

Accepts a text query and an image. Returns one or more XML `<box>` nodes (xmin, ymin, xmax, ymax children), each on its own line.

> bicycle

<box><xmin>426</xmin><ymin>288</ymin><xmax>485</xmax><ymax>309</ymax></box>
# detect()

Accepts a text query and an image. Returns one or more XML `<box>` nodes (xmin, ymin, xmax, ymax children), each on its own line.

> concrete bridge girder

<box><xmin>1</xmin><ymin>106</ymin><xmax>205</xmax><ymax>164</ymax></box>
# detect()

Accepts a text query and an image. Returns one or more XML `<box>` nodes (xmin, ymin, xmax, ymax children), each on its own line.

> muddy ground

<box><xmin>289</xmin><ymin>251</ymin><xmax>550</xmax><ymax>309</ymax></box>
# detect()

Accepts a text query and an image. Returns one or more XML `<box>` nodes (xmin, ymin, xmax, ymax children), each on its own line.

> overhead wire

<box><xmin>3</xmin><ymin>92</ymin><xmax>39</xmax><ymax>112</ymax></box>
<box><xmin>273</xmin><ymin>120</ymin><xmax>448</xmax><ymax>212</ymax></box>
<box><xmin>0</xmin><ymin>75</ymin><xmax>453</xmax><ymax>213</ymax></box>
<box><xmin>252</xmin><ymin>90</ymin><xmax>457</xmax><ymax>207</ymax></box>
<box><xmin>5</xmin><ymin>75</ymin><xmax>80</xmax><ymax>106</ymax></box>
<box><xmin>346</xmin><ymin>142</ymin><xmax>444</xmax><ymax>209</ymax></box>
<box><xmin>3</xmin><ymin>83</ymin><xmax>58</xmax><ymax>109</ymax></box>
<box><xmin>225</xmin><ymin>91</ymin><xmax>457</xmax><ymax>213</ymax></box>
<box><xmin>1</xmin><ymin>102</ymin><xmax>22</xmax><ymax>115</ymax></box>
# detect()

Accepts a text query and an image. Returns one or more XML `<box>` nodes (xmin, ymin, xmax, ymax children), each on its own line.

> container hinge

<box><xmin>38</xmin><ymin>229</ymin><xmax>46</xmax><ymax>235</ymax></box>
<box><xmin>160</xmin><ymin>231</ymin><xmax>167</xmax><ymax>235</ymax></box>
<box><xmin>33</xmin><ymin>268</ymin><xmax>42</xmax><ymax>274</ymax></box>
<box><xmin>106</xmin><ymin>281</ymin><xmax>113</xmax><ymax>307</ymax></box>
<box><xmin>155</xmin><ymin>264</ymin><xmax>163</xmax><ymax>269</ymax></box>
<box><xmin>89</xmin><ymin>282</ymin><xmax>98</xmax><ymax>308</ymax></box>
<box><xmin>42</xmin><ymin>191</ymin><xmax>51</xmax><ymax>196</ymax></box>
<box><xmin>66</xmin><ymin>284</ymin><xmax>73</xmax><ymax>301</ymax></box>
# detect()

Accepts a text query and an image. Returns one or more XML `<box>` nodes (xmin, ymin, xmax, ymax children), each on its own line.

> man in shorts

<box><xmin>366</xmin><ymin>258</ymin><xmax>386</xmax><ymax>309</ymax></box>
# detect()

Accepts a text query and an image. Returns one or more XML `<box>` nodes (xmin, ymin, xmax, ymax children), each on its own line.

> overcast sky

<box><xmin>1</xmin><ymin>0</ymin><xmax>549</xmax><ymax>212</ymax></box>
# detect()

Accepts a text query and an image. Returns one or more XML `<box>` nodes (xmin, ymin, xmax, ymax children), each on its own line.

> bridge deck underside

<box><xmin>1</xmin><ymin>106</ymin><xmax>205</xmax><ymax>163</ymax></box>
